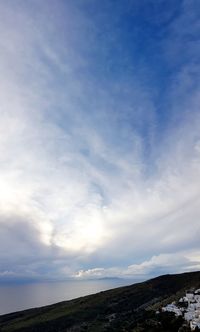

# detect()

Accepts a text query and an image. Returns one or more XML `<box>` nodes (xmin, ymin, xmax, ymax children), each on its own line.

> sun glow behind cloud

<box><xmin>0</xmin><ymin>0</ymin><xmax>200</xmax><ymax>281</ymax></box>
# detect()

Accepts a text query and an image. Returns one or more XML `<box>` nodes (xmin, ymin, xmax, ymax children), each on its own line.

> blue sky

<box><xmin>0</xmin><ymin>0</ymin><xmax>200</xmax><ymax>282</ymax></box>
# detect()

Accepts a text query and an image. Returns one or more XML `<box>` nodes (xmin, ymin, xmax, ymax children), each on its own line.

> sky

<box><xmin>0</xmin><ymin>0</ymin><xmax>200</xmax><ymax>283</ymax></box>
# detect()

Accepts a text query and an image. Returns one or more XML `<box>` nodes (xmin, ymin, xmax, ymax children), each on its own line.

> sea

<box><xmin>0</xmin><ymin>278</ymin><xmax>137</xmax><ymax>315</ymax></box>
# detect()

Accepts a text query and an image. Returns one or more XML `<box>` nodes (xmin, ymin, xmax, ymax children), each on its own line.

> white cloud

<box><xmin>75</xmin><ymin>252</ymin><xmax>200</xmax><ymax>280</ymax></box>
<box><xmin>0</xmin><ymin>0</ymin><xmax>200</xmax><ymax>281</ymax></box>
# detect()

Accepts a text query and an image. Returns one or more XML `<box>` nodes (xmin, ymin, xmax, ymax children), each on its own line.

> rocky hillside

<box><xmin>0</xmin><ymin>271</ymin><xmax>200</xmax><ymax>332</ymax></box>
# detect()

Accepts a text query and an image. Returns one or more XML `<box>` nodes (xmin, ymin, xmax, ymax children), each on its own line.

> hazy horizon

<box><xmin>0</xmin><ymin>278</ymin><xmax>138</xmax><ymax>315</ymax></box>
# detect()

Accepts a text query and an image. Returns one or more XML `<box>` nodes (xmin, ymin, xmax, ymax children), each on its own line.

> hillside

<box><xmin>0</xmin><ymin>271</ymin><xmax>200</xmax><ymax>332</ymax></box>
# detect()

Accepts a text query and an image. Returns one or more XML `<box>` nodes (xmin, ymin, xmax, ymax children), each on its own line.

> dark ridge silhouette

<box><xmin>0</xmin><ymin>271</ymin><xmax>200</xmax><ymax>331</ymax></box>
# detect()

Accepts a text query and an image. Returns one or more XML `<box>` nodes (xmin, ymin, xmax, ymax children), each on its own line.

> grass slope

<box><xmin>0</xmin><ymin>271</ymin><xmax>200</xmax><ymax>332</ymax></box>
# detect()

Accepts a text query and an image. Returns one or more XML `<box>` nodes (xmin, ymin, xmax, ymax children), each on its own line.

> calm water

<box><xmin>0</xmin><ymin>279</ymin><xmax>136</xmax><ymax>315</ymax></box>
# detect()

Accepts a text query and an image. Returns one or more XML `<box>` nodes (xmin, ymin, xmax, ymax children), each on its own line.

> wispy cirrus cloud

<box><xmin>0</xmin><ymin>0</ymin><xmax>200</xmax><ymax>281</ymax></box>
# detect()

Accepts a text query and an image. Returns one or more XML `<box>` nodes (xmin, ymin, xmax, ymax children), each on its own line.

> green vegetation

<box><xmin>0</xmin><ymin>271</ymin><xmax>200</xmax><ymax>332</ymax></box>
